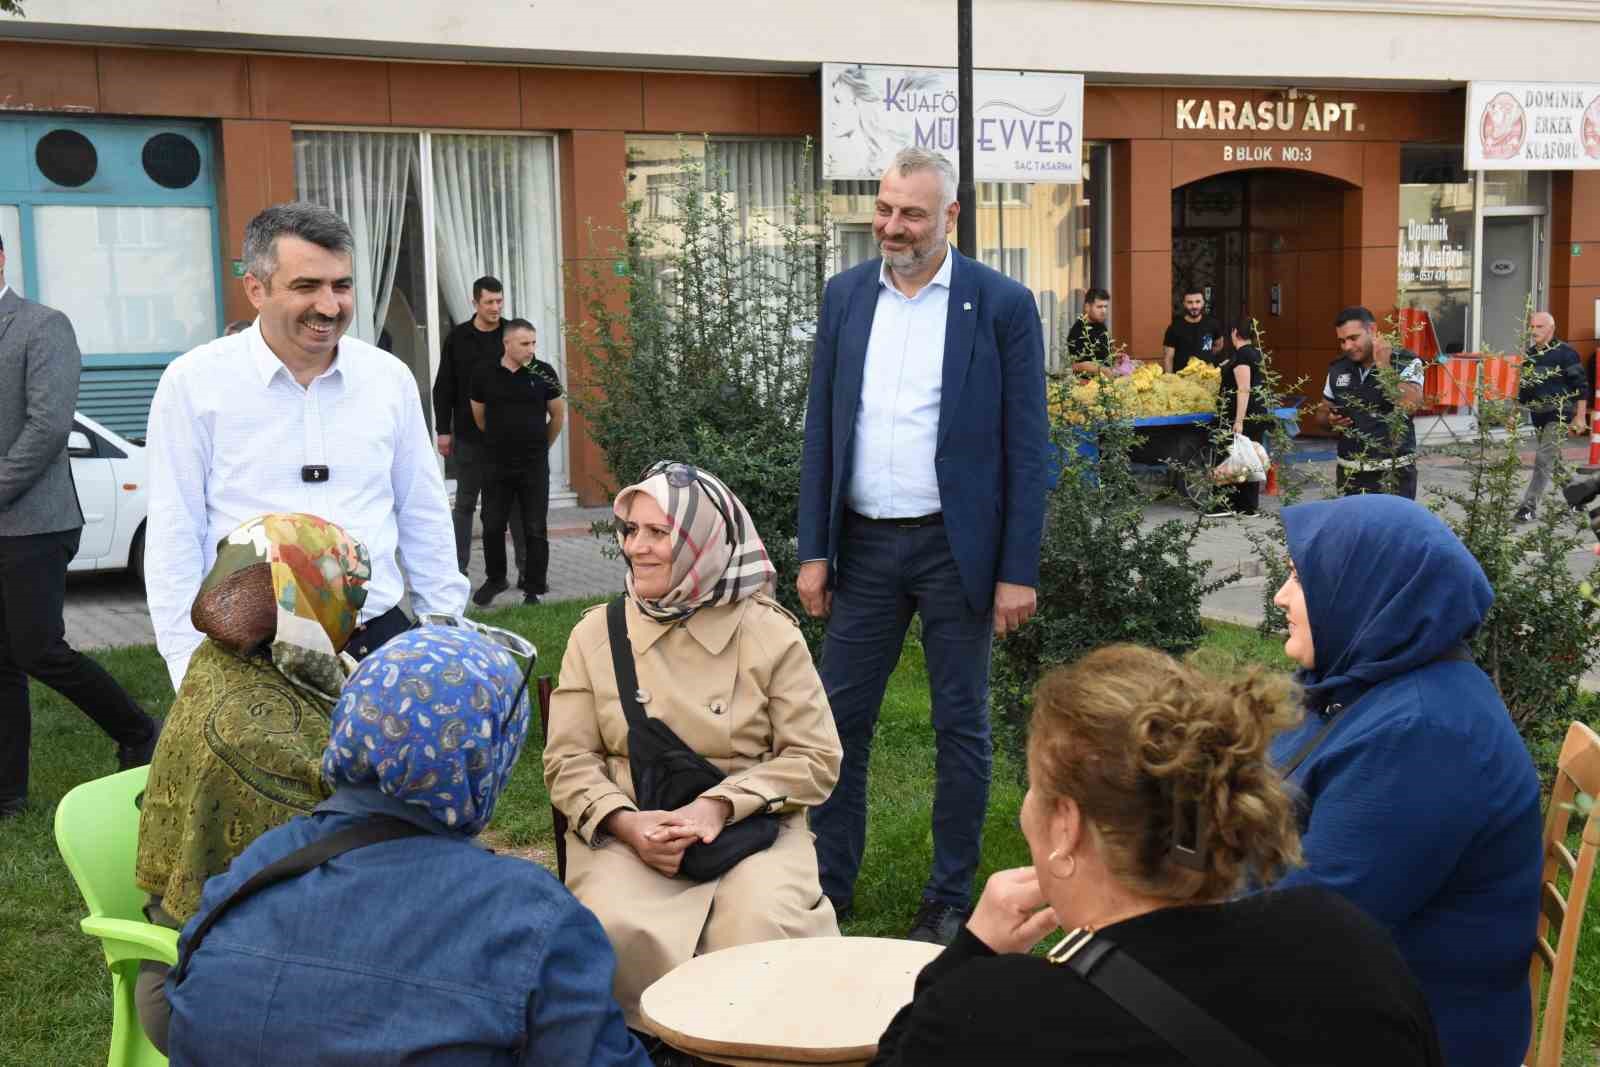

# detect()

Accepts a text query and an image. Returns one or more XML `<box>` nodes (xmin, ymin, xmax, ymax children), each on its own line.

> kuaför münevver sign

<box><xmin>822</xmin><ymin>63</ymin><xmax>1085</xmax><ymax>183</ymax></box>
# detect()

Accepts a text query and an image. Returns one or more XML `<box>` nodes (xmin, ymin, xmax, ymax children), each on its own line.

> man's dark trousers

<box><xmin>1336</xmin><ymin>464</ymin><xmax>1418</xmax><ymax>500</ymax></box>
<box><xmin>481</xmin><ymin>456</ymin><xmax>550</xmax><ymax>595</ymax></box>
<box><xmin>451</xmin><ymin>438</ymin><xmax>525</xmax><ymax>582</ymax></box>
<box><xmin>0</xmin><ymin>528</ymin><xmax>155</xmax><ymax>807</ymax></box>
<box><xmin>810</xmin><ymin>513</ymin><xmax>994</xmax><ymax>910</ymax></box>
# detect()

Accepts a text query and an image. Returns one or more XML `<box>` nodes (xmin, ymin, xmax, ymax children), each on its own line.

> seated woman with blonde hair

<box><xmin>871</xmin><ymin>644</ymin><xmax>1442</xmax><ymax>1066</ymax></box>
<box><xmin>544</xmin><ymin>461</ymin><xmax>842</xmax><ymax>1033</ymax></box>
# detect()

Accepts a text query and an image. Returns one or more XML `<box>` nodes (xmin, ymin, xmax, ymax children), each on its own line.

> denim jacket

<box><xmin>166</xmin><ymin>785</ymin><xmax>650</xmax><ymax>1067</ymax></box>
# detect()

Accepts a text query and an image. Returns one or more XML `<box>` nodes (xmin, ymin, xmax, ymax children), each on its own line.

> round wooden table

<box><xmin>639</xmin><ymin>936</ymin><xmax>943</xmax><ymax>1066</ymax></box>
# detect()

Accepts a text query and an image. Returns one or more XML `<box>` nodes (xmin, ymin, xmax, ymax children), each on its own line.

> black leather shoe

<box><xmin>117</xmin><ymin>718</ymin><xmax>163</xmax><ymax>771</ymax></box>
<box><xmin>473</xmin><ymin>579</ymin><xmax>509</xmax><ymax>606</ymax></box>
<box><xmin>1514</xmin><ymin>505</ymin><xmax>1535</xmax><ymax>524</ymax></box>
<box><xmin>522</xmin><ymin>592</ymin><xmax>541</xmax><ymax>606</ymax></box>
<box><xmin>906</xmin><ymin>898</ymin><xmax>969</xmax><ymax>946</ymax></box>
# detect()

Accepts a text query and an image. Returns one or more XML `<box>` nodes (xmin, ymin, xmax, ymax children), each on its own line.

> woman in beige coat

<box><xmin>544</xmin><ymin>461</ymin><xmax>843</xmax><ymax>1029</ymax></box>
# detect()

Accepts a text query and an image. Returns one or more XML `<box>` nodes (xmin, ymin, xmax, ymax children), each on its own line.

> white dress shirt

<box><xmin>845</xmin><ymin>248</ymin><xmax>952</xmax><ymax>519</ymax></box>
<box><xmin>144</xmin><ymin>323</ymin><xmax>468</xmax><ymax>691</ymax></box>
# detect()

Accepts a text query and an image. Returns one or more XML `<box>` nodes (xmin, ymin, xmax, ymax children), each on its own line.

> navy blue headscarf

<box><xmin>1282</xmin><ymin>494</ymin><xmax>1492</xmax><ymax>709</ymax></box>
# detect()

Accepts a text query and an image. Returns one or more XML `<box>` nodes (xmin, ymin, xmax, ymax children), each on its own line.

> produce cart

<box><xmin>1068</xmin><ymin>401</ymin><xmax>1303</xmax><ymax>508</ymax></box>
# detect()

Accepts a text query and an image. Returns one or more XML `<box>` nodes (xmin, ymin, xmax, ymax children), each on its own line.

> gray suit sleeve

<box><xmin>0</xmin><ymin>308</ymin><xmax>81</xmax><ymax>509</ymax></box>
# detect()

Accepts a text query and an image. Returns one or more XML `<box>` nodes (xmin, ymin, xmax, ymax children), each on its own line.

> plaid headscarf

<box><xmin>613</xmin><ymin>461</ymin><xmax>775</xmax><ymax>623</ymax></box>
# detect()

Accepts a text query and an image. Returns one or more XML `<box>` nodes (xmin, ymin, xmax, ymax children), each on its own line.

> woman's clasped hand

<box><xmin>606</xmin><ymin>796</ymin><xmax>735</xmax><ymax>876</ymax></box>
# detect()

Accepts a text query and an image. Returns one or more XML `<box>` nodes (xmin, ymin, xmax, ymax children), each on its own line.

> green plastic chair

<box><xmin>54</xmin><ymin>765</ymin><xmax>179</xmax><ymax>1067</ymax></box>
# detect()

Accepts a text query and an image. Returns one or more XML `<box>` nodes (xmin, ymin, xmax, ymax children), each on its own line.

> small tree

<box><xmin>991</xmin><ymin>360</ymin><xmax>1230</xmax><ymax>765</ymax></box>
<box><xmin>1430</xmin><ymin>366</ymin><xmax>1600</xmax><ymax>736</ymax></box>
<box><xmin>565</xmin><ymin>141</ymin><xmax>828</xmax><ymax>643</ymax></box>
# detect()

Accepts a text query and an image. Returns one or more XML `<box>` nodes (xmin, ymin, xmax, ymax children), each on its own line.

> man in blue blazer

<box><xmin>798</xmin><ymin>146</ymin><xmax>1050</xmax><ymax>944</ymax></box>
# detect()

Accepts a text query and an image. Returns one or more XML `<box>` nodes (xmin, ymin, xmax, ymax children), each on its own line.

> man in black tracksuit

<box><xmin>1515</xmin><ymin>311</ymin><xmax>1588</xmax><ymax>521</ymax></box>
<box><xmin>469</xmin><ymin>318</ymin><xmax>565</xmax><ymax>607</ymax></box>
<box><xmin>432</xmin><ymin>275</ymin><xmax>526</xmax><ymax>587</ymax></box>
<box><xmin>1315</xmin><ymin>306</ymin><xmax>1426</xmax><ymax>499</ymax></box>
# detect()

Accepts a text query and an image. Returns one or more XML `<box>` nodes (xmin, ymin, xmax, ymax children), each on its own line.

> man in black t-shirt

<box><xmin>1066</xmin><ymin>287</ymin><xmax>1112</xmax><ymax>374</ymax></box>
<box><xmin>431</xmin><ymin>276</ymin><xmax>526</xmax><ymax>587</ymax></box>
<box><xmin>469</xmin><ymin>318</ymin><xmax>565</xmax><ymax>606</ymax></box>
<box><xmin>1162</xmin><ymin>288</ymin><xmax>1224</xmax><ymax>373</ymax></box>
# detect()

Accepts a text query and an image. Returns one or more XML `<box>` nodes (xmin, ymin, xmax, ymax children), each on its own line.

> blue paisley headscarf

<box><xmin>322</xmin><ymin>626</ymin><xmax>531</xmax><ymax>835</ymax></box>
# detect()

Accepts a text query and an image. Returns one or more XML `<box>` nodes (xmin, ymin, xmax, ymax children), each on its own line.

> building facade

<box><xmin>3</xmin><ymin>0</ymin><xmax>1596</xmax><ymax>503</ymax></box>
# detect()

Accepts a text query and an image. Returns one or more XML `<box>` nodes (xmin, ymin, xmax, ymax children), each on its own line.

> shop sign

<box><xmin>1466</xmin><ymin>81</ymin><xmax>1600</xmax><ymax>170</ymax></box>
<box><xmin>822</xmin><ymin>63</ymin><xmax>1084</xmax><ymax>183</ymax></box>
<box><xmin>1177</xmin><ymin>98</ymin><xmax>1358</xmax><ymax>133</ymax></box>
<box><xmin>1398</xmin><ymin>217</ymin><xmax>1471</xmax><ymax>288</ymax></box>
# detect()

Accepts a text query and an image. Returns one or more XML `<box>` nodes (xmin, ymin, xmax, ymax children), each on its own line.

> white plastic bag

<box><xmin>1214</xmin><ymin>433</ymin><xmax>1269</xmax><ymax>484</ymax></box>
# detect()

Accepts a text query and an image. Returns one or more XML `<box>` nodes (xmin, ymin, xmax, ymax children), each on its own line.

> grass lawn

<box><xmin>2</xmin><ymin>610</ymin><xmax>1596</xmax><ymax>1066</ymax></box>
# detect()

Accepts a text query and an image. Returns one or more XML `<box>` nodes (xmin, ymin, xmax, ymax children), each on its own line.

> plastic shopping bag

<box><xmin>1214</xmin><ymin>433</ymin><xmax>1269</xmax><ymax>484</ymax></box>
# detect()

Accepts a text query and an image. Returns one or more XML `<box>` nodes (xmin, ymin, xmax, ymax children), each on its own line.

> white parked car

<box><xmin>67</xmin><ymin>412</ymin><xmax>148</xmax><ymax>582</ymax></box>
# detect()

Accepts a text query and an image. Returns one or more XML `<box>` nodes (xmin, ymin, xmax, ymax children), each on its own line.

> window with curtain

<box><xmin>430</xmin><ymin>133</ymin><xmax>562</xmax><ymax>349</ymax></box>
<box><xmin>626</xmin><ymin>136</ymin><xmax>820</xmax><ymax>275</ymax></box>
<box><xmin>293</xmin><ymin>131</ymin><xmax>419</xmax><ymax>346</ymax></box>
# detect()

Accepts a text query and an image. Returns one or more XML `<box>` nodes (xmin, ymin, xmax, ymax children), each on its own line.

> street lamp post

<box><xmin>957</xmin><ymin>0</ymin><xmax>976</xmax><ymax>258</ymax></box>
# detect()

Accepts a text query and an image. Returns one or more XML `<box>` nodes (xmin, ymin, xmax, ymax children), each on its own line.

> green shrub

<box><xmin>564</xmin><ymin>141</ymin><xmax>827</xmax><ymax>644</ymax></box>
<box><xmin>991</xmin><ymin>366</ymin><xmax>1230</xmax><ymax>765</ymax></box>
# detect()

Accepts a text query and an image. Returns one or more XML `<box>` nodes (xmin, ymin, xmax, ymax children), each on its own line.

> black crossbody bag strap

<box><xmin>1061</xmin><ymin>935</ymin><xmax>1276</xmax><ymax>1067</ymax></box>
<box><xmin>1284</xmin><ymin>643</ymin><xmax>1475</xmax><ymax>779</ymax></box>
<box><xmin>606</xmin><ymin>597</ymin><xmax>650</xmax><ymax>730</ymax></box>
<box><xmin>172</xmin><ymin>815</ymin><xmax>428</xmax><ymax>983</ymax></box>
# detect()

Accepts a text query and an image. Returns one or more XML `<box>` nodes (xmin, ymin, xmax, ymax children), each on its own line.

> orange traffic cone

<box><xmin>1265</xmin><ymin>463</ymin><xmax>1279</xmax><ymax>496</ymax></box>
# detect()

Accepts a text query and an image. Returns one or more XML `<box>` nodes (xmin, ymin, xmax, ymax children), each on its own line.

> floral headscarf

<box><xmin>322</xmin><ymin>626</ymin><xmax>532</xmax><ymax>835</ymax></box>
<box><xmin>613</xmin><ymin>461</ymin><xmax>775</xmax><ymax>623</ymax></box>
<box><xmin>136</xmin><ymin>513</ymin><xmax>370</xmax><ymax>923</ymax></box>
<box><xmin>196</xmin><ymin>513</ymin><xmax>371</xmax><ymax>700</ymax></box>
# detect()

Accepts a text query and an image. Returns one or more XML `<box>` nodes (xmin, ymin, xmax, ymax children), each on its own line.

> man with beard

<box><xmin>1313</xmin><ymin>306</ymin><xmax>1425</xmax><ymax>499</ymax></box>
<box><xmin>144</xmin><ymin>202</ymin><xmax>468</xmax><ymax>692</ymax></box>
<box><xmin>798</xmin><ymin>146</ymin><xmax>1050</xmax><ymax>946</ymax></box>
<box><xmin>1162</xmin><ymin>286</ymin><xmax>1224</xmax><ymax>373</ymax></box>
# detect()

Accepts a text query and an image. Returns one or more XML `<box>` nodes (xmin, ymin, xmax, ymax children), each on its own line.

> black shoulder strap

<box><xmin>606</xmin><ymin>596</ymin><xmax>650</xmax><ymax>731</ymax></box>
<box><xmin>1284</xmin><ymin>643</ymin><xmax>1475</xmax><ymax>779</ymax></box>
<box><xmin>1061</xmin><ymin>933</ymin><xmax>1276</xmax><ymax>1067</ymax></box>
<box><xmin>172</xmin><ymin>815</ymin><xmax>427</xmax><ymax>983</ymax></box>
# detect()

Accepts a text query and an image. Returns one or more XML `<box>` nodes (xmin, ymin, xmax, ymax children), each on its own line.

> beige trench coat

<box><xmin>543</xmin><ymin>594</ymin><xmax>843</xmax><ymax>1025</ymax></box>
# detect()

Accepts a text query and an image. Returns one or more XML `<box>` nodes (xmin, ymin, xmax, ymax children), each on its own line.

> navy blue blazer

<box><xmin>798</xmin><ymin>249</ymin><xmax>1050</xmax><ymax>614</ymax></box>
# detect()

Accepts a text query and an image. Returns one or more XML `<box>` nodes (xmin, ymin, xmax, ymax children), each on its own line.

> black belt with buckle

<box><xmin>847</xmin><ymin>510</ymin><xmax>944</xmax><ymax>528</ymax></box>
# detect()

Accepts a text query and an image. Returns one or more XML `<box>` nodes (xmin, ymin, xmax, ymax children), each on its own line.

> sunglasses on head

<box><xmin>638</xmin><ymin>461</ymin><xmax>736</xmax><ymax>550</ymax></box>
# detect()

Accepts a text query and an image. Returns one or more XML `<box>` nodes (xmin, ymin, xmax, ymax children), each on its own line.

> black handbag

<box><xmin>606</xmin><ymin>597</ymin><xmax>779</xmax><ymax>881</ymax></box>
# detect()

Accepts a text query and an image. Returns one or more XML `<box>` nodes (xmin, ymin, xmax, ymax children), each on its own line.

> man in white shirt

<box><xmin>144</xmin><ymin>202</ymin><xmax>468</xmax><ymax>692</ymax></box>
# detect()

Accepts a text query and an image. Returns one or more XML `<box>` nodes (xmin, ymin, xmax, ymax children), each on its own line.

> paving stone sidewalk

<box><xmin>62</xmin><ymin>435</ymin><xmax>1600</xmax><ymax>692</ymax></box>
<box><xmin>63</xmin><ymin>505</ymin><xmax>627</xmax><ymax>654</ymax></box>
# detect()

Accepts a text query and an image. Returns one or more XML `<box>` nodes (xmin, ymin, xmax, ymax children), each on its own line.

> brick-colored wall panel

<box><xmin>757</xmin><ymin>76</ymin><xmax>818</xmax><ymax>137</ymax></box>
<box><xmin>522</xmin><ymin>69</ymin><xmax>643</xmax><ymax>131</ymax></box>
<box><xmin>99</xmin><ymin>48</ymin><xmax>249</xmax><ymax>118</ymax></box>
<box><xmin>0</xmin><ymin>42</ymin><xmax>98</xmax><ymax>113</ymax></box>
<box><xmin>248</xmin><ymin>56</ymin><xmax>390</xmax><ymax>125</ymax></box>
<box><xmin>390</xmin><ymin>63</ymin><xmax>520</xmax><ymax>129</ymax></box>
<box><xmin>642</xmin><ymin>73</ymin><xmax>759</xmax><ymax>134</ymax></box>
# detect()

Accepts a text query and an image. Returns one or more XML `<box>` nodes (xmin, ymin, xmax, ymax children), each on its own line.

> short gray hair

<box><xmin>886</xmin><ymin>146</ymin><xmax>958</xmax><ymax>212</ymax></box>
<box><xmin>242</xmin><ymin>201</ymin><xmax>355</xmax><ymax>284</ymax></box>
